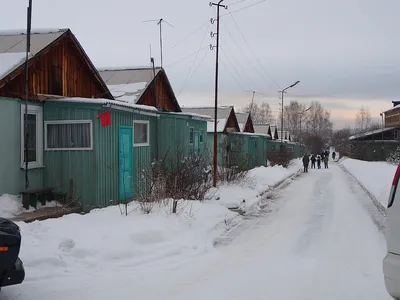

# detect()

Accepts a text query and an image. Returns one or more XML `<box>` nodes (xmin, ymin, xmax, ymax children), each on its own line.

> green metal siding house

<box><xmin>181</xmin><ymin>106</ymin><xmax>243</xmax><ymax>166</ymax></box>
<box><xmin>98</xmin><ymin>67</ymin><xmax>210</xmax><ymax>165</ymax></box>
<box><xmin>0</xmin><ymin>28</ymin><xmax>114</xmax><ymax>206</ymax></box>
<box><xmin>0</xmin><ymin>29</ymin><xmax>209</xmax><ymax>211</ymax></box>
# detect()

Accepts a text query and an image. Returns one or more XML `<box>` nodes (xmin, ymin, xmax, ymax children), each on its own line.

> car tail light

<box><xmin>388</xmin><ymin>164</ymin><xmax>400</xmax><ymax>208</ymax></box>
<box><xmin>0</xmin><ymin>247</ymin><xmax>8</xmax><ymax>252</ymax></box>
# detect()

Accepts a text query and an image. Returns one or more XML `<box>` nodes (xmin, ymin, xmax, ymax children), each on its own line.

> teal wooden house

<box><xmin>0</xmin><ymin>28</ymin><xmax>209</xmax><ymax>211</ymax></box>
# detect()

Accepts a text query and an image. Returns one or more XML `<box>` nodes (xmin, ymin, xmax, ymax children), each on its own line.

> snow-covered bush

<box><xmin>387</xmin><ymin>146</ymin><xmax>400</xmax><ymax>165</ymax></box>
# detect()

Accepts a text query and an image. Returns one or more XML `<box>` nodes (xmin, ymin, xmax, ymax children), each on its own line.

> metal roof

<box><xmin>0</xmin><ymin>29</ymin><xmax>67</xmax><ymax>55</ymax></box>
<box><xmin>98</xmin><ymin>67</ymin><xmax>161</xmax><ymax>85</ymax></box>
<box><xmin>235</xmin><ymin>112</ymin><xmax>249</xmax><ymax>124</ymax></box>
<box><xmin>181</xmin><ymin>106</ymin><xmax>233</xmax><ymax>119</ymax></box>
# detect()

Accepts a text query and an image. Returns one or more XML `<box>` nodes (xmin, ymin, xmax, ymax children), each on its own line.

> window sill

<box><xmin>134</xmin><ymin>143</ymin><xmax>150</xmax><ymax>147</ymax></box>
<box><xmin>20</xmin><ymin>163</ymin><xmax>45</xmax><ymax>170</ymax></box>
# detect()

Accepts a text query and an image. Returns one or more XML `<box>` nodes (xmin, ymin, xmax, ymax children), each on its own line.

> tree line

<box><xmin>241</xmin><ymin>100</ymin><xmax>333</xmax><ymax>154</ymax></box>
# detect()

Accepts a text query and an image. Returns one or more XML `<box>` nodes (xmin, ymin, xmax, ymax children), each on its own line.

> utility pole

<box><xmin>249</xmin><ymin>90</ymin><xmax>255</xmax><ymax>117</ymax></box>
<box><xmin>210</xmin><ymin>0</ymin><xmax>227</xmax><ymax>187</ymax></box>
<box><xmin>24</xmin><ymin>0</ymin><xmax>32</xmax><ymax>189</ymax></box>
<box><xmin>143</xmin><ymin>18</ymin><xmax>174</xmax><ymax>68</ymax></box>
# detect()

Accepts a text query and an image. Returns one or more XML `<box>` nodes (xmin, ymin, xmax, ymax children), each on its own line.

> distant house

<box><xmin>349</xmin><ymin>105</ymin><xmax>400</xmax><ymax>161</ymax></box>
<box><xmin>235</xmin><ymin>112</ymin><xmax>255</xmax><ymax>133</ymax></box>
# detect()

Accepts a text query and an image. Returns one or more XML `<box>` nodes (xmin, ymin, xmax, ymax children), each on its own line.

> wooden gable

<box><xmin>224</xmin><ymin>107</ymin><xmax>241</xmax><ymax>133</ymax></box>
<box><xmin>136</xmin><ymin>69</ymin><xmax>181</xmax><ymax>112</ymax></box>
<box><xmin>243</xmin><ymin>114</ymin><xmax>255</xmax><ymax>133</ymax></box>
<box><xmin>0</xmin><ymin>30</ymin><xmax>112</xmax><ymax>100</ymax></box>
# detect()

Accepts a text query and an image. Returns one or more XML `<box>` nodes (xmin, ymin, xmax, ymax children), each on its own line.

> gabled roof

<box><xmin>98</xmin><ymin>67</ymin><xmax>181</xmax><ymax>111</ymax></box>
<box><xmin>254</xmin><ymin>124</ymin><xmax>271</xmax><ymax>134</ymax></box>
<box><xmin>235</xmin><ymin>112</ymin><xmax>248</xmax><ymax>131</ymax></box>
<box><xmin>0</xmin><ymin>28</ymin><xmax>112</xmax><ymax>99</ymax></box>
<box><xmin>0</xmin><ymin>29</ymin><xmax>67</xmax><ymax>81</ymax></box>
<box><xmin>181</xmin><ymin>106</ymin><xmax>239</xmax><ymax>133</ymax></box>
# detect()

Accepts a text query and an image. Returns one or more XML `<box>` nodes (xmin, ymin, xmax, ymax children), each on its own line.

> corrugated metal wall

<box><xmin>157</xmin><ymin>114</ymin><xmax>208</xmax><ymax>166</ymax></box>
<box><xmin>43</xmin><ymin>102</ymin><xmax>156</xmax><ymax>209</ymax></box>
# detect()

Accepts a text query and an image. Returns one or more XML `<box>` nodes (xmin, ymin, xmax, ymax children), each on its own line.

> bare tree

<box><xmin>331</xmin><ymin>127</ymin><xmax>353</xmax><ymax>158</ymax></box>
<box><xmin>355</xmin><ymin>106</ymin><xmax>372</xmax><ymax>133</ymax></box>
<box><xmin>242</xmin><ymin>102</ymin><xmax>274</xmax><ymax>124</ymax></box>
<box><xmin>303</xmin><ymin>101</ymin><xmax>333</xmax><ymax>143</ymax></box>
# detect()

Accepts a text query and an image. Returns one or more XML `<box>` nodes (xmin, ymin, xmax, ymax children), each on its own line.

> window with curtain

<box><xmin>134</xmin><ymin>121</ymin><xmax>149</xmax><ymax>146</ymax></box>
<box><xmin>46</xmin><ymin>121</ymin><xmax>92</xmax><ymax>150</ymax></box>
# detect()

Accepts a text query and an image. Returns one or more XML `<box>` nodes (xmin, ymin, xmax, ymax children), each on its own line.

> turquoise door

<box><xmin>118</xmin><ymin>126</ymin><xmax>133</xmax><ymax>201</ymax></box>
<box><xmin>194</xmin><ymin>132</ymin><xmax>200</xmax><ymax>154</ymax></box>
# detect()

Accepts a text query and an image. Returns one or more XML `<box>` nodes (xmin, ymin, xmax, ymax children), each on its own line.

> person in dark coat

<box><xmin>316</xmin><ymin>154</ymin><xmax>322</xmax><ymax>169</ymax></box>
<box><xmin>332</xmin><ymin>151</ymin><xmax>336</xmax><ymax>161</ymax></box>
<box><xmin>323</xmin><ymin>155</ymin><xmax>329</xmax><ymax>169</ymax></box>
<box><xmin>302</xmin><ymin>154</ymin><xmax>310</xmax><ymax>173</ymax></box>
<box><xmin>310</xmin><ymin>154</ymin><xmax>316</xmax><ymax>168</ymax></box>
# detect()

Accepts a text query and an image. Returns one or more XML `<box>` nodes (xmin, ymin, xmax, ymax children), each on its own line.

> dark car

<box><xmin>0</xmin><ymin>218</ymin><xmax>25</xmax><ymax>290</ymax></box>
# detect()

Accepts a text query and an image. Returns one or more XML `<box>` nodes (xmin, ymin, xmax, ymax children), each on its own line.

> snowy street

<box><xmin>0</xmin><ymin>162</ymin><xmax>391</xmax><ymax>300</ymax></box>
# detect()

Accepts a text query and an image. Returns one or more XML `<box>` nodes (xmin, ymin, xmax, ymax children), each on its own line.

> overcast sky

<box><xmin>2</xmin><ymin>0</ymin><xmax>400</xmax><ymax>128</ymax></box>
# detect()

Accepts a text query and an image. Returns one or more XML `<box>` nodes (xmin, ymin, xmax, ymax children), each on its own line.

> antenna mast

<box><xmin>143</xmin><ymin>18</ymin><xmax>174</xmax><ymax>68</ymax></box>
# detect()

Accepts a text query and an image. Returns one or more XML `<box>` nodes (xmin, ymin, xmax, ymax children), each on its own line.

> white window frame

<box><xmin>133</xmin><ymin>120</ymin><xmax>150</xmax><ymax>147</ymax></box>
<box><xmin>20</xmin><ymin>105</ymin><xmax>44</xmax><ymax>169</ymax></box>
<box><xmin>44</xmin><ymin>120</ymin><xmax>93</xmax><ymax>151</ymax></box>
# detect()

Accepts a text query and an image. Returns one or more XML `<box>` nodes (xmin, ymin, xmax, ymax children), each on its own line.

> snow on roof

<box><xmin>0</xmin><ymin>28</ymin><xmax>67</xmax><ymax>80</ymax></box>
<box><xmin>99</xmin><ymin>67</ymin><xmax>162</xmax><ymax>104</ymax></box>
<box><xmin>0</xmin><ymin>52</ymin><xmax>30</xmax><ymax>79</ymax></box>
<box><xmin>235</xmin><ymin>112</ymin><xmax>249</xmax><ymax>124</ymax></box>
<box><xmin>230</xmin><ymin>132</ymin><xmax>271</xmax><ymax>138</ymax></box>
<box><xmin>46</xmin><ymin>97</ymin><xmax>159</xmax><ymax>112</ymax></box>
<box><xmin>383</xmin><ymin>105</ymin><xmax>400</xmax><ymax>114</ymax></box>
<box><xmin>207</xmin><ymin>118</ymin><xmax>227</xmax><ymax>133</ymax></box>
<box><xmin>166</xmin><ymin>112</ymin><xmax>211</xmax><ymax>120</ymax></box>
<box><xmin>238</xmin><ymin>123</ymin><xmax>245</xmax><ymax>131</ymax></box>
<box><xmin>348</xmin><ymin>127</ymin><xmax>396</xmax><ymax>140</ymax></box>
<box><xmin>107</xmin><ymin>82</ymin><xmax>148</xmax><ymax>104</ymax></box>
<box><xmin>182</xmin><ymin>106</ymin><xmax>233</xmax><ymax>120</ymax></box>
<box><xmin>254</xmin><ymin>124</ymin><xmax>271</xmax><ymax>134</ymax></box>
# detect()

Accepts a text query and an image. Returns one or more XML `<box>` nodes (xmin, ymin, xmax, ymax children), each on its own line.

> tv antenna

<box><xmin>143</xmin><ymin>18</ymin><xmax>174</xmax><ymax>68</ymax></box>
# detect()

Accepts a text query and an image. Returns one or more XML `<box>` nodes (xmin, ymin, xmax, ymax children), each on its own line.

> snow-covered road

<box><xmin>0</xmin><ymin>163</ymin><xmax>391</xmax><ymax>299</ymax></box>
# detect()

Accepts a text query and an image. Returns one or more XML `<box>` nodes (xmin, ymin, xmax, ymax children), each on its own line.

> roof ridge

<box><xmin>0</xmin><ymin>28</ymin><xmax>68</xmax><ymax>36</ymax></box>
<box><xmin>98</xmin><ymin>66</ymin><xmax>162</xmax><ymax>72</ymax></box>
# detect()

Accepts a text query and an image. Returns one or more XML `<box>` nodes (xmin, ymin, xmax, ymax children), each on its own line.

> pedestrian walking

<box><xmin>324</xmin><ymin>155</ymin><xmax>329</xmax><ymax>169</ymax></box>
<box><xmin>316</xmin><ymin>155</ymin><xmax>321</xmax><ymax>169</ymax></box>
<box><xmin>302</xmin><ymin>154</ymin><xmax>310</xmax><ymax>173</ymax></box>
<box><xmin>311</xmin><ymin>154</ymin><xmax>316</xmax><ymax>169</ymax></box>
<box><xmin>332</xmin><ymin>151</ymin><xmax>336</xmax><ymax>161</ymax></box>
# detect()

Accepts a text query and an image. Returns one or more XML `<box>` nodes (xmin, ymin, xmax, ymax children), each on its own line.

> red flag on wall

<box><xmin>98</xmin><ymin>111</ymin><xmax>111</xmax><ymax>127</ymax></box>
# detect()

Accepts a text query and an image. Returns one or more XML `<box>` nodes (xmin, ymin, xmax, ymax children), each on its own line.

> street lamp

<box><xmin>279</xmin><ymin>80</ymin><xmax>300</xmax><ymax>148</ymax></box>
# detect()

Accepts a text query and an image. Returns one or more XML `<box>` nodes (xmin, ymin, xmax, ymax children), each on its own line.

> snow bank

<box><xmin>207</xmin><ymin>159</ymin><xmax>303</xmax><ymax>209</ymax></box>
<box><xmin>0</xmin><ymin>194</ymin><xmax>27</xmax><ymax>218</ymax></box>
<box><xmin>340</xmin><ymin>158</ymin><xmax>397</xmax><ymax>207</ymax></box>
<box><xmin>17</xmin><ymin>200</ymin><xmax>236</xmax><ymax>280</ymax></box>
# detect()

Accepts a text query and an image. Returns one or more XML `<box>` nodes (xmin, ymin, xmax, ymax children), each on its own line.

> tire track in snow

<box><xmin>293</xmin><ymin>171</ymin><xmax>334</xmax><ymax>254</ymax></box>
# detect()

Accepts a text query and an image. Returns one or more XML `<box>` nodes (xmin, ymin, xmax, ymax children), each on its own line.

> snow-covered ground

<box><xmin>0</xmin><ymin>194</ymin><xmax>60</xmax><ymax>218</ymax></box>
<box><xmin>208</xmin><ymin>158</ymin><xmax>302</xmax><ymax>210</ymax></box>
<box><xmin>0</xmin><ymin>160</ymin><xmax>390</xmax><ymax>299</ymax></box>
<box><xmin>340</xmin><ymin>158</ymin><xmax>397</xmax><ymax>207</ymax></box>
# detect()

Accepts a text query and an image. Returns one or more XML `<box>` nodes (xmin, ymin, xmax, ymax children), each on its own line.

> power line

<box><xmin>220</xmin><ymin>47</ymin><xmax>249</xmax><ymax>91</ymax></box>
<box><xmin>228</xmin><ymin>0</ymin><xmax>249</xmax><ymax>6</ymax></box>
<box><xmin>164</xmin><ymin>46</ymin><xmax>209</xmax><ymax>68</ymax></box>
<box><xmin>219</xmin><ymin>56</ymin><xmax>247</xmax><ymax>92</ymax></box>
<box><xmin>220</xmin><ymin>39</ymin><xmax>257</xmax><ymax>91</ymax></box>
<box><xmin>221</xmin><ymin>0</ymin><xmax>267</xmax><ymax>16</ymax></box>
<box><xmin>166</xmin><ymin>21</ymin><xmax>209</xmax><ymax>52</ymax></box>
<box><xmin>221</xmin><ymin>19</ymin><xmax>275</xmax><ymax>91</ymax></box>
<box><xmin>227</xmin><ymin>10</ymin><xmax>281</xmax><ymax>90</ymax></box>
<box><xmin>177</xmin><ymin>49</ymin><xmax>209</xmax><ymax>96</ymax></box>
<box><xmin>177</xmin><ymin>23</ymin><xmax>211</xmax><ymax>95</ymax></box>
